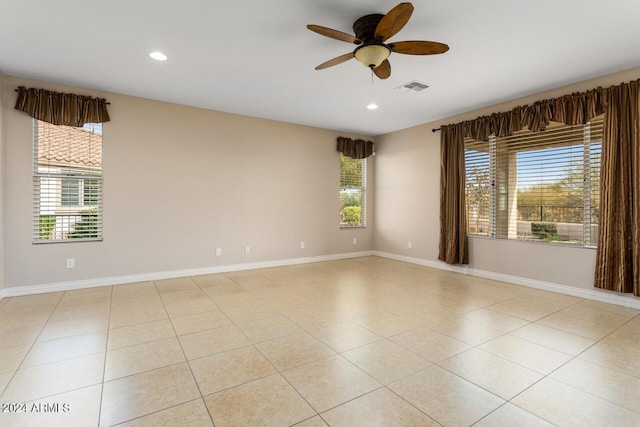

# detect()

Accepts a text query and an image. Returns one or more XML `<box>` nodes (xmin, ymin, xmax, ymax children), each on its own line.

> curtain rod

<box><xmin>14</xmin><ymin>88</ymin><xmax>111</xmax><ymax>104</ymax></box>
<box><xmin>432</xmin><ymin>127</ymin><xmax>441</xmax><ymax>132</ymax></box>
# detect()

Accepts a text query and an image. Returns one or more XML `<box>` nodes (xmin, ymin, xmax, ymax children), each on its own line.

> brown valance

<box><xmin>337</xmin><ymin>137</ymin><xmax>374</xmax><ymax>159</ymax></box>
<box><xmin>14</xmin><ymin>86</ymin><xmax>110</xmax><ymax>127</ymax></box>
<box><xmin>441</xmin><ymin>84</ymin><xmax>616</xmax><ymax>141</ymax></box>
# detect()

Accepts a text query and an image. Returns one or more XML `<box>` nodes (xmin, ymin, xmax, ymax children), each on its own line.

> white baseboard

<box><xmin>373</xmin><ymin>251</ymin><xmax>640</xmax><ymax>310</ymax></box>
<box><xmin>3</xmin><ymin>251</ymin><xmax>374</xmax><ymax>297</ymax></box>
<box><xmin>6</xmin><ymin>249</ymin><xmax>639</xmax><ymax>310</ymax></box>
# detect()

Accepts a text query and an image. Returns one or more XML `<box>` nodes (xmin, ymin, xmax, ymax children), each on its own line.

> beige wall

<box><xmin>0</xmin><ymin>71</ymin><xmax>4</xmax><ymax>296</ymax></box>
<box><xmin>2</xmin><ymin>76</ymin><xmax>374</xmax><ymax>290</ymax></box>
<box><xmin>4</xmin><ymin>67</ymin><xmax>639</xmax><ymax>295</ymax></box>
<box><xmin>374</xmin><ymin>66</ymin><xmax>640</xmax><ymax>292</ymax></box>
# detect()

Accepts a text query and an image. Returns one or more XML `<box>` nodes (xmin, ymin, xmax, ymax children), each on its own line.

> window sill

<box><xmin>33</xmin><ymin>238</ymin><xmax>103</xmax><ymax>245</ymax></box>
<box><xmin>467</xmin><ymin>234</ymin><xmax>597</xmax><ymax>250</ymax></box>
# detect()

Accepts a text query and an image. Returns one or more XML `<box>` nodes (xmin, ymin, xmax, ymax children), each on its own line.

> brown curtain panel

<box><xmin>337</xmin><ymin>137</ymin><xmax>374</xmax><ymax>159</ymax></box>
<box><xmin>14</xmin><ymin>86</ymin><xmax>110</xmax><ymax>127</ymax></box>
<box><xmin>439</xmin><ymin>123</ymin><xmax>469</xmax><ymax>265</ymax></box>
<box><xmin>595</xmin><ymin>80</ymin><xmax>640</xmax><ymax>296</ymax></box>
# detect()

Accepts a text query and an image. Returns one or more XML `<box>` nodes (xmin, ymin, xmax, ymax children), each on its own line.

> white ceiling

<box><xmin>1</xmin><ymin>1</ymin><xmax>640</xmax><ymax>136</ymax></box>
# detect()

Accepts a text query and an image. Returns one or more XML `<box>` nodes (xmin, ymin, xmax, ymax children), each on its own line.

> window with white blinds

<box><xmin>340</xmin><ymin>153</ymin><xmax>366</xmax><ymax>228</ymax></box>
<box><xmin>33</xmin><ymin>120</ymin><xmax>103</xmax><ymax>243</ymax></box>
<box><xmin>465</xmin><ymin>116</ymin><xmax>602</xmax><ymax>246</ymax></box>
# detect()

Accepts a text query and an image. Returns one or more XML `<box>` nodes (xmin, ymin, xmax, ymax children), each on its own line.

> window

<box><xmin>61</xmin><ymin>177</ymin><xmax>100</xmax><ymax>207</ymax></box>
<box><xmin>340</xmin><ymin>153</ymin><xmax>366</xmax><ymax>228</ymax></box>
<box><xmin>465</xmin><ymin>117</ymin><xmax>602</xmax><ymax>246</ymax></box>
<box><xmin>33</xmin><ymin>120</ymin><xmax>103</xmax><ymax>242</ymax></box>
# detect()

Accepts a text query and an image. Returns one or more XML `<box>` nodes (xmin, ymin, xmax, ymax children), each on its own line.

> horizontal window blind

<box><xmin>33</xmin><ymin>120</ymin><xmax>103</xmax><ymax>242</ymax></box>
<box><xmin>340</xmin><ymin>153</ymin><xmax>366</xmax><ymax>228</ymax></box>
<box><xmin>588</xmin><ymin>127</ymin><xmax>602</xmax><ymax>246</ymax></box>
<box><xmin>465</xmin><ymin>116</ymin><xmax>603</xmax><ymax>246</ymax></box>
<box><xmin>465</xmin><ymin>138</ymin><xmax>492</xmax><ymax>236</ymax></box>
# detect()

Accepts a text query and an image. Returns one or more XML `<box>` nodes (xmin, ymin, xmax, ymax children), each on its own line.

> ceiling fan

<box><xmin>307</xmin><ymin>2</ymin><xmax>449</xmax><ymax>79</ymax></box>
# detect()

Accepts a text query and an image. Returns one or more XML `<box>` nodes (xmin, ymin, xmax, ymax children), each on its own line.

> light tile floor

<box><xmin>1</xmin><ymin>256</ymin><xmax>639</xmax><ymax>426</ymax></box>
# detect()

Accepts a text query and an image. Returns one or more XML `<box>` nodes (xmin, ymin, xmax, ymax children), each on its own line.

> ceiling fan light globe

<box><xmin>354</xmin><ymin>44</ymin><xmax>391</xmax><ymax>68</ymax></box>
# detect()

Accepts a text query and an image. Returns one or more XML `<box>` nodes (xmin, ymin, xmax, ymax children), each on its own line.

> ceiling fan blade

<box><xmin>374</xmin><ymin>2</ymin><xmax>414</xmax><ymax>42</ymax></box>
<box><xmin>373</xmin><ymin>59</ymin><xmax>391</xmax><ymax>79</ymax></box>
<box><xmin>389</xmin><ymin>40</ymin><xmax>449</xmax><ymax>55</ymax></box>
<box><xmin>307</xmin><ymin>25</ymin><xmax>361</xmax><ymax>44</ymax></box>
<box><xmin>315</xmin><ymin>52</ymin><xmax>354</xmax><ymax>70</ymax></box>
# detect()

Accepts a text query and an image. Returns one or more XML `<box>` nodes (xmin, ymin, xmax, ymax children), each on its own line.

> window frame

<box><xmin>33</xmin><ymin>120</ymin><xmax>104</xmax><ymax>243</ymax></box>
<box><xmin>339</xmin><ymin>153</ymin><xmax>367</xmax><ymax>229</ymax></box>
<box><xmin>464</xmin><ymin>119</ymin><xmax>601</xmax><ymax>248</ymax></box>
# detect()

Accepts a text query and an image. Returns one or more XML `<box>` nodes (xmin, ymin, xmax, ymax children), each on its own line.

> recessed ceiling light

<box><xmin>149</xmin><ymin>51</ymin><xmax>167</xmax><ymax>61</ymax></box>
<box><xmin>367</xmin><ymin>103</ymin><xmax>378</xmax><ymax>110</ymax></box>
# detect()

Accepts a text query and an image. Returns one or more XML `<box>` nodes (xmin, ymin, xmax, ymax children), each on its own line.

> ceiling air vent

<box><xmin>395</xmin><ymin>80</ymin><xmax>429</xmax><ymax>92</ymax></box>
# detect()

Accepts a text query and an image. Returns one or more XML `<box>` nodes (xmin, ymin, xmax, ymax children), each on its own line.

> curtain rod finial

<box><xmin>432</xmin><ymin>128</ymin><xmax>441</xmax><ymax>133</ymax></box>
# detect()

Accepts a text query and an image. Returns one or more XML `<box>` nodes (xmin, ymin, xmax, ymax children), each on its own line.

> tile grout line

<box><xmin>388</xmin><ymin>298</ymin><xmax>590</xmax><ymax>426</ymax></box>
<box><xmin>231</xmin><ymin>272</ymin><xmax>320</xmax><ymax>425</ymax></box>
<box><xmin>108</xmin><ymin>397</ymin><xmax>211</xmax><ymax>427</ymax></box>
<box><xmin>2</xmin><ymin>258</ymin><xmax>639</xmax><ymax>426</ymax></box>
<box><xmin>152</xmin><ymin>278</ymin><xmax>217</xmax><ymax>427</ymax></box>
<box><xmin>0</xmin><ymin>291</ymin><xmax>67</xmax><ymax>401</ymax></box>
<box><xmin>221</xmin><ymin>269</ymin><xmax>366</xmax><ymax>422</ymax></box>
<box><xmin>485</xmin><ymin>309</ymin><xmax>640</xmax><ymax>424</ymax></box>
<box><xmin>382</xmin><ymin>379</ymin><xmax>445</xmax><ymax>426</ymax></box>
<box><xmin>96</xmin><ymin>285</ymin><xmax>114</xmax><ymax>427</ymax></box>
<box><xmin>199</xmin><ymin>269</ymin><xmax>325</xmax><ymax>424</ymax></box>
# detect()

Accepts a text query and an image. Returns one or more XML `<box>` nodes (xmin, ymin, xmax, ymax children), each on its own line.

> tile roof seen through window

<box><xmin>37</xmin><ymin>120</ymin><xmax>102</xmax><ymax>168</ymax></box>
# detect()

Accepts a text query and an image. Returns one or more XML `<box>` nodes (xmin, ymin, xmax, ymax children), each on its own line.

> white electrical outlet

<box><xmin>66</xmin><ymin>258</ymin><xmax>75</xmax><ymax>269</ymax></box>
<box><xmin>245</xmin><ymin>246</ymin><xmax>251</xmax><ymax>255</ymax></box>
<box><xmin>300</xmin><ymin>241</ymin><xmax>305</xmax><ymax>249</ymax></box>
<box><xmin>408</xmin><ymin>241</ymin><xmax>413</xmax><ymax>249</ymax></box>
<box><xmin>215</xmin><ymin>248</ymin><xmax>222</xmax><ymax>257</ymax></box>
<box><xmin>352</xmin><ymin>237</ymin><xmax>358</xmax><ymax>245</ymax></box>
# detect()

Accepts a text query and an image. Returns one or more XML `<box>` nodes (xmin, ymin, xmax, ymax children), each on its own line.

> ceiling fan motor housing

<box><xmin>353</xmin><ymin>14</ymin><xmax>384</xmax><ymax>43</ymax></box>
<box><xmin>353</xmin><ymin>14</ymin><xmax>391</xmax><ymax>68</ymax></box>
